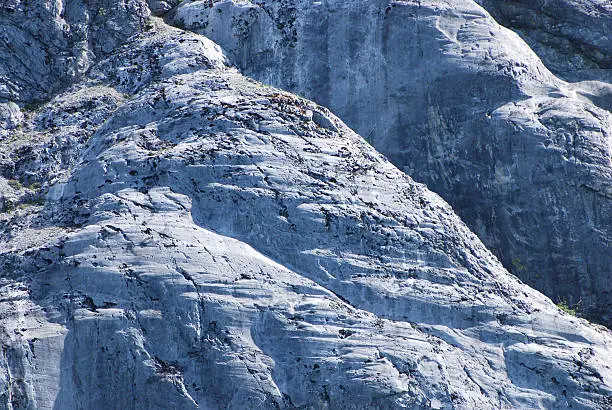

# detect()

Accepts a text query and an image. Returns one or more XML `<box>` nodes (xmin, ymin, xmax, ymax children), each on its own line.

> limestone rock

<box><xmin>0</xmin><ymin>102</ymin><xmax>23</xmax><ymax>130</ymax></box>
<box><xmin>0</xmin><ymin>0</ymin><xmax>151</xmax><ymax>103</ymax></box>
<box><xmin>169</xmin><ymin>0</ymin><xmax>612</xmax><ymax>325</ymax></box>
<box><xmin>0</xmin><ymin>21</ymin><xmax>610</xmax><ymax>409</ymax></box>
<box><xmin>475</xmin><ymin>0</ymin><xmax>612</xmax><ymax>81</ymax></box>
<box><xmin>148</xmin><ymin>0</ymin><xmax>181</xmax><ymax>16</ymax></box>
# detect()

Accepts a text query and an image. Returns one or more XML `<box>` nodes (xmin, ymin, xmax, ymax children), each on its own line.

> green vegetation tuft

<box><xmin>556</xmin><ymin>298</ymin><xmax>581</xmax><ymax>316</ymax></box>
<box><xmin>7</xmin><ymin>179</ymin><xmax>22</xmax><ymax>190</ymax></box>
<box><xmin>511</xmin><ymin>257</ymin><xmax>526</xmax><ymax>272</ymax></box>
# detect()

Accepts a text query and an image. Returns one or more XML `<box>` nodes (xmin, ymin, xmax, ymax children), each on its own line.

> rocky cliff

<box><xmin>168</xmin><ymin>0</ymin><xmax>612</xmax><ymax>325</ymax></box>
<box><xmin>474</xmin><ymin>0</ymin><xmax>611</xmax><ymax>82</ymax></box>
<box><xmin>0</xmin><ymin>0</ymin><xmax>152</xmax><ymax>104</ymax></box>
<box><xmin>0</xmin><ymin>1</ymin><xmax>611</xmax><ymax>409</ymax></box>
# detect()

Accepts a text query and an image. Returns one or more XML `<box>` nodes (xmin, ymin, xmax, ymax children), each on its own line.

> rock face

<box><xmin>0</xmin><ymin>0</ymin><xmax>151</xmax><ymax>104</ymax></box>
<box><xmin>474</xmin><ymin>0</ymin><xmax>612</xmax><ymax>82</ymax></box>
<box><xmin>169</xmin><ymin>0</ymin><xmax>612</xmax><ymax>325</ymax></box>
<box><xmin>0</xmin><ymin>13</ymin><xmax>611</xmax><ymax>409</ymax></box>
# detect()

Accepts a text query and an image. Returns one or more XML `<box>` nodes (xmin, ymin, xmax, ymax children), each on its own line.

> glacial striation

<box><xmin>168</xmin><ymin>0</ymin><xmax>612</xmax><ymax>325</ymax></box>
<box><xmin>0</xmin><ymin>15</ymin><xmax>611</xmax><ymax>409</ymax></box>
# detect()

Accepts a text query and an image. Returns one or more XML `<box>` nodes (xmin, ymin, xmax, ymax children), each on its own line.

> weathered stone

<box><xmin>169</xmin><ymin>0</ymin><xmax>612</xmax><ymax>325</ymax></box>
<box><xmin>148</xmin><ymin>0</ymin><xmax>180</xmax><ymax>16</ymax></box>
<box><xmin>475</xmin><ymin>0</ymin><xmax>612</xmax><ymax>82</ymax></box>
<box><xmin>0</xmin><ymin>102</ymin><xmax>23</xmax><ymax>129</ymax></box>
<box><xmin>0</xmin><ymin>21</ymin><xmax>610</xmax><ymax>409</ymax></box>
<box><xmin>0</xmin><ymin>0</ymin><xmax>151</xmax><ymax>103</ymax></box>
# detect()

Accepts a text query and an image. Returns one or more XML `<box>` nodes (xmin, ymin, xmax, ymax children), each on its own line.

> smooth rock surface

<box><xmin>169</xmin><ymin>0</ymin><xmax>612</xmax><ymax>325</ymax></box>
<box><xmin>0</xmin><ymin>21</ymin><xmax>611</xmax><ymax>409</ymax></box>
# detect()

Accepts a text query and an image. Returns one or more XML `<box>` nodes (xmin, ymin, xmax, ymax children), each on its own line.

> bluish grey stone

<box><xmin>0</xmin><ymin>22</ymin><xmax>610</xmax><ymax>409</ymax></box>
<box><xmin>169</xmin><ymin>0</ymin><xmax>612</xmax><ymax>325</ymax></box>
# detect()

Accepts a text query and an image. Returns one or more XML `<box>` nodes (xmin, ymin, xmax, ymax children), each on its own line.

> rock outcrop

<box><xmin>0</xmin><ymin>0</ymin><xmax>151</xmax><ymax>104</ymax></box>
<box><xmin>474</xmin><ymin>0</ymin><xmax>612</xmax><ymax>82</ymax></box>
<box><xmin>0</xmin><ymin>14</ymin><xmax>611</xmax><ymax>409</ymax></box>
<box><xmin>168</xmin><ymin>0</ymin><xmax>612</xmax><ymax>325</ymax></box>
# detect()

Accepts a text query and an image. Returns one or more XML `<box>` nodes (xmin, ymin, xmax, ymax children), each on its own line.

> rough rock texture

<box><xmin>0</xmin><ymin>18</ymin><xmax>611</xmax><ymax>409</ymax></box>
<box><xmin>0</xmin><ymin>102</ymin><xmax>22</xmax><ymax>130</ymax></box>
<box><xmin>474</xmin><ymin>0</ymin><xmax>612</xmax><ymax>82</ymax></box>
<box><xmin>0</xmin><ymin>0</ymin><xmax>151</xmax><ymax>104</ymax></box>
<box><xmin>168</xmin><ymin>0</ymin><xmax>612</xmax><ymax>325</ymax></box>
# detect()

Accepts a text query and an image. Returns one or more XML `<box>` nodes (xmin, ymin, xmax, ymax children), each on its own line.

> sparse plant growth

<box><xmin>7</xmin><ymin>179</ymin><xmax>22</xmax><ymax>190</ymax></box>
<box><xmin>28</xmin><ymin>182</ymin><xmax>42</xmax><ymax>191</ymax></box>
<box><xmin>556</xmin><ymin>298</ymin><xmax>581</xmax><ymax>316</ymax></box>
<box><xmin>0</xmin><ymin>1</ymin><xmax>610</xmax><ymax>406</ymax></box>
<box><xmin>511</xmin><ymin>257</ymin><xmax>526</xmax><ymax>272</ymax></box>
<box><xmin>1</xmin><ymin>199</ymin><xmax>15</xmax><ymax>213</ymax></box>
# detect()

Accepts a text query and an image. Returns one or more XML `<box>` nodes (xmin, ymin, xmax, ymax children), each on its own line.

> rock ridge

<box><xmin>0</xmin><ymin>17</ymin><xmax>610</xmax><ymax>409</ymax></box>
<box><xmin>166</xmin><ymin>0</ymin><xmax>612</xmax><ymax>325</ymax></box>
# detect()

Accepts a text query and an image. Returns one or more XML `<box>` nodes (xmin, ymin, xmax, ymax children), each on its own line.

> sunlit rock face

<box><xmin>0</xmin><ymin>0</ymin><xmax>151</xmax><ymax>104</ymax></box>
<box><xmin>169</xmin><ymin>0</ymin><xmax>612</xmax><ymax>325</ymax></box>
<box><xmin>0</xmin><ymin>16</ymin><xmax>611</xmax><ymax>409</ymax></box>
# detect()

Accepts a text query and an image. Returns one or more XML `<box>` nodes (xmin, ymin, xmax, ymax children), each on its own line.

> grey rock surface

<box><xmin>0</xmin><ymin>102</ymin><xmax>22</xmax><ymax>130</ymax></box>
<box><xmin>169</xmin><ymin>0</ymin><xmax>612</xmax><ymax>325</ymax></box>
<box><xmin>0</xmin><ymin>0</ymin><xmax>151</xmax><ymax>104</ymax></box>
<box><xmin>148</xmin><ymin>0</ymin><xmax>181</xmax><ymax>16</ymax></box>
<box><xmin>0</xmin><ymin>18</ymin><xmax>611</xmax><ymax>409</ymax></box>
<box><xmin>474</xmin><ymin>0</ymin><xmax>612</xmax><ymax>82</ymax></box>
